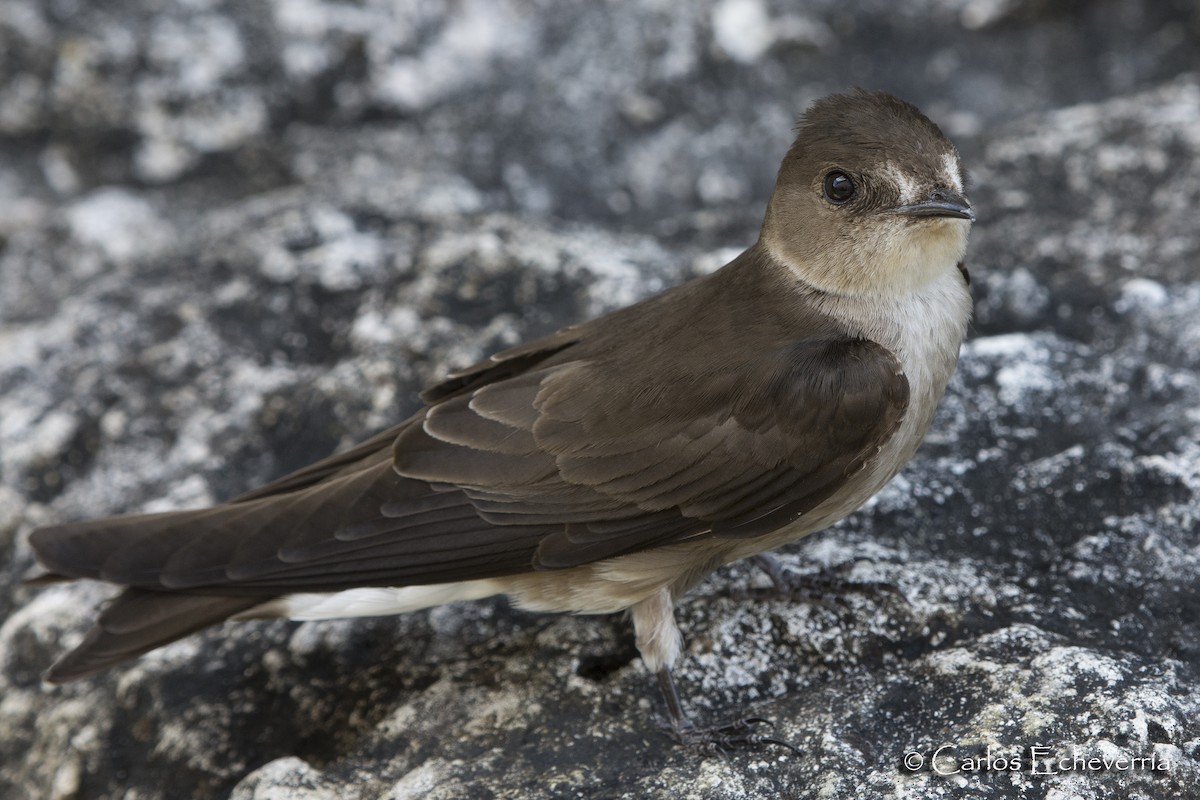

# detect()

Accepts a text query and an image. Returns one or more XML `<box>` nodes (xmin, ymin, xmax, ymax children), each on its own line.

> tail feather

<box><xmin>45</xmin><ymin>589</ymin><xmax>262</xmax><ymax>684</ymax></box>
<box><xmin>27</xmin><ymin>455</ymin><xmax>410</xmax><ymax>590</ymax></box>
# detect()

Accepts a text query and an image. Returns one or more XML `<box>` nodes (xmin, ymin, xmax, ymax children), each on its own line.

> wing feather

<box><xmin>33</xmin><ymin>266</ymin><xmax>909</xmax><ymax>596</ymax></box>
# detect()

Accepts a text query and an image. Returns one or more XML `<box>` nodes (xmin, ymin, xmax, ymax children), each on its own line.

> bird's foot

<box><xmin>749</xmin><ymin>554</ymin><xmax>906</xmax><ymax>611</ymax></box>
<box><xmin>655</xmin><ymin>668</ymin><xmax>799</xmax><ymax>758</ymax></box>
<box><xmin>666</xmin><ymin>716</ymin><xmax>801</xmax><ymax>758</ymax></box>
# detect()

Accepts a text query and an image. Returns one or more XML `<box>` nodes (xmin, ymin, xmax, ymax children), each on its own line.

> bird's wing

<box><xmin>389</xmin><ymin>337</ymin><xmax>910</xmax><ymax>569</ymax></box>
<box><xmin>223</xmin><ymin>326</ymin><xmax>587</xmax><ymax>504</ymax></box>
<box><xmin>29</xmin><ymin>328</ymin><xmax>587</xmax><ymax>591</ymax></box>
<box><xmin>31</xmin><ymin>334</ymin><xmax>907</xmax><ymax>593</ymax></box>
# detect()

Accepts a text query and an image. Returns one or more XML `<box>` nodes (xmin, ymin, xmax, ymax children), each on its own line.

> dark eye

<box><xmin>823</xmin><ymin>171</ymin><xmax>855</xmax><ymax>204</ymax></box>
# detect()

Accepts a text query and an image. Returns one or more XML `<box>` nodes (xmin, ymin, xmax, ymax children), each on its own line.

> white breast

<box><xmin>733</xmin><ymin>260</ymin><xmax>971</xmax><ymax>561</ymax></box>
<box><xmin>829</xmin><ymin>263</ymin><xmax>972</xmax><ymax>492</ymax></box>
<box><xmin>886</xmin><ymin>267</ymin><xmax>973</xmax><ymax>422</ymax></box>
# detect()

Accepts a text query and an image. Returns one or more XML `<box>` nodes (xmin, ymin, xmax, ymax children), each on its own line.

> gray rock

<box><xmin>3</xmin><ymin>1</ymin><xmax>1200</xmax><ymax>798</ymax></box>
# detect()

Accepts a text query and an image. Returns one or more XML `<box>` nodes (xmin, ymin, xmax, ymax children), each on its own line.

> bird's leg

<box><xmin>750</xmin><ymin>553</ymin><xmax>904</xmax><ymax>610</ymax></box>
<box><xmin>656</xmin><ymin>666</ymin><xmax>692</xmax><ymax>732</ymax></box>
<box><xmin>632</xmin><ymin>588</ymin><xmax>800</xmax><ymax>756</ymax></box>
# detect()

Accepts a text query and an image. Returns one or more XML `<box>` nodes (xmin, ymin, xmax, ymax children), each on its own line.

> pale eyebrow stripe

<box><xmin>941</xmin><ymin>153</ymin><xmax>963</xmax><ymax>192</ymax></box>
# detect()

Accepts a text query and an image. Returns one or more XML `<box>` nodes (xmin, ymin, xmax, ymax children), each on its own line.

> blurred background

<box><xmin>2</xmin><ymin>1</ymin><xmax>1200</xmax><ymax>799</ymax></box>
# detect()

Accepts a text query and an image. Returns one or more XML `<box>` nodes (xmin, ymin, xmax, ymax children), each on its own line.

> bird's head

<box><xmin>761</xmin><ymin>89</ymin><xmax>974</xmax><ymax>297</ymax></box>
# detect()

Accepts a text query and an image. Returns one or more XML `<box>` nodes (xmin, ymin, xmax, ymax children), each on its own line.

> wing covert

<box><xmin>393</xmin><ymin>337</ymin><xmax>909</xmax><ymax>564</ymax></box>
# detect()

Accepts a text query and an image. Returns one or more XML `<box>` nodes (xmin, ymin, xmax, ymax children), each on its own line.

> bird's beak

<box><xmin>891</xmin><ymin>189</ymin><xmax>975</xmax><ymax>222</ymax></box>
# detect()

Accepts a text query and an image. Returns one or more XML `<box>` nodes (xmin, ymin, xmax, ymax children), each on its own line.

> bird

<box><xmin>26</xmin><ymin>89</ymin><xmax>974</xmax><ymax>751</ymax></box>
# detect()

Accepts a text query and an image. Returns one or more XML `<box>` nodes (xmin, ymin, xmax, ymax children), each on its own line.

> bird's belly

<box><xmin>263</xmin><ymin>563</ymin><xmax>677</xmax><ymax>621</ymax></box>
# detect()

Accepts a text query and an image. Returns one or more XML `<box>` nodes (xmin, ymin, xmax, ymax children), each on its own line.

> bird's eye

<box><xmin>822</xmin><ymin>171</ymin><xmax>855</xmax><ymax>204</ymax></box>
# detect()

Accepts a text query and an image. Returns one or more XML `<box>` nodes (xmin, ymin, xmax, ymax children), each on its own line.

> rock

<box><xmin>3</xmin><ymin>1</ymin><xmax>1200</xmax><ymax>799</ymax></box>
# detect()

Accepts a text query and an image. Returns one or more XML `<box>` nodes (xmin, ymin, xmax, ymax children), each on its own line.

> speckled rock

<box><xmin>3</xmin><ymin>1</ymin><xmax>1200</xmax><ymax>799</ymax></box>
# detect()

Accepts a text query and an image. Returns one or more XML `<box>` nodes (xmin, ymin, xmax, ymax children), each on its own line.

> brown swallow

<box><xmin>27</xmin><ymin>89</ymin><xmax>974</xmax><ymax>750</ymax></box>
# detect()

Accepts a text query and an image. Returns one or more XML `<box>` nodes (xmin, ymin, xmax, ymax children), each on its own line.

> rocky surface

<box><xmin>3</xmin><ymin>0</ymin><xmax>1200</xmax><ymax>798</ymax></box>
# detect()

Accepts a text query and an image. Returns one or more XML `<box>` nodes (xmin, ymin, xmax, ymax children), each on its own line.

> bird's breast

<box><xmin>730</xmin><ymin>266</ymin><xmax>972</xmax><ymax>560</ymax></box>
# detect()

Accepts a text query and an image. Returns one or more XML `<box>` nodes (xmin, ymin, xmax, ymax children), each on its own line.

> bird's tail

<box><xmin>43</xmin><ymin>588</ymin><xmax>262</xmax><ymax>683</ymax></box>
<box><xmin>26</xmin><ymin>436</ymin><xmax>407</xmax><ymax>682</ymax></box>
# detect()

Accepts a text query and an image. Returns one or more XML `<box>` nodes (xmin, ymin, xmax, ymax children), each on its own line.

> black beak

<box><xmin>892</xmin><ymin>188</ymin><xmax>975</xmax><ymax>222</ymax></box>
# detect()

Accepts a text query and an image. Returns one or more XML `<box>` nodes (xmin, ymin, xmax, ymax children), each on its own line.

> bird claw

<box><xmin>664</xmin><ymin>716</ymin><xmax>802</xmax><ymax>758</ymax></box>
<box><xmin>749</xmin><ymin>554</ymin><xmax>907</xmax><ymax>611</ymax></box>
<box><xmin>653</xmin><ymin>660</ymin><xmax>800</xmax><ymax>758</ymax></box>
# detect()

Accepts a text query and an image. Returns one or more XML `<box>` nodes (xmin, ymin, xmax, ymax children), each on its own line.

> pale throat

<box><xmin>866</xmin><ymin>218</ymin><xmax>970</xmax><ymax>294</ymax></box>
<box><xmin>764</xmin><ymin>218</ymin><xmax>970</xmax><ymax>298</ymax></box>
